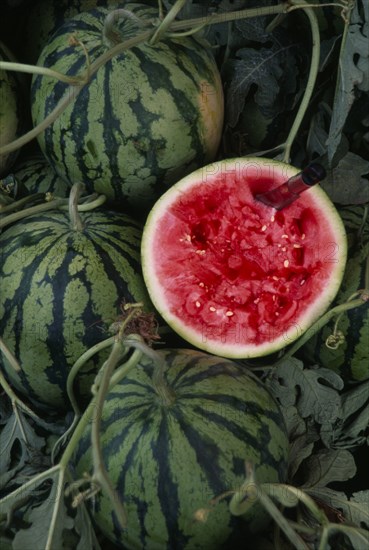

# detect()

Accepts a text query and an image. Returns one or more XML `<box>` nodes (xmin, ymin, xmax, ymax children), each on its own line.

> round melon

<box><xmin>141</xmin><ymin>157</ymin><xmax>347</xmax><ymax>358</ymax></box>
<box><xmin>13</xmin><ymin>153</ymin><xmax>71</xmax><ymax>197</ymax></box>
<box><xmin>0</xmin><ymin>207</ymin><xmax>152</xmax><ymax>409</ymax></box>
<box><xmin>74</xmin><ymin>348</ymin><xmax>289</xmax><ymax>548</ymax></box>
<box><xmin>0</xmin><ymin>41</ymin><xmax>24</xmax><ymax>176</ymax></box>
<box><xmin>30</xmin><ymin>4</ymin><xmax>224</xmax><ymax>215</ymax></box>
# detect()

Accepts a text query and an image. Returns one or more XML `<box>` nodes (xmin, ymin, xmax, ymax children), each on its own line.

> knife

<box><xmin>254</xmin><ymin>162</ymin><xmax>327</xmax><ymax>210</ymax></box>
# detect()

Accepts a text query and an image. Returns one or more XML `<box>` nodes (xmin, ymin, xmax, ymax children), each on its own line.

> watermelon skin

<box><xmin>21</xmin><ymin>0</ymin><xmax>129</xmax><ymax>64</ymax></box>
<box><xmin>74</xmin><ymin>348</ymin><xmax>289</xmax><ymax>549</ymax></box>
<box><xmin>0</xmin><ymin>41</ymin><xmax>24</xmax><ymax>176</ymax></box>
<box><xmin>300</xmin><ymin>205</ymin><xmax>369</xmax><ymax>382</ymax></box>
<box><xmin>141</xmin><ymin>157</ymin><xmax>347</xmax><ymax>359</ymax></box>
<box><xmin>0</xmin><ymin>209</ymin><xmax>152</xmax><ymax>409</ymax></box>
<box><xmin>13</xmin><ymin>154</ymin><xmax>71</xmax><ymax>197</ymax></box>
<box><xmin>30</xmin><ymin>4</ymin><xmax>224</xmax><ymax>216</ymax></box>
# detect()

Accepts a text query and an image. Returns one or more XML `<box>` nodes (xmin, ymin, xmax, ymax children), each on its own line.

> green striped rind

<box><xmin>22</xmin><ymin>0</ymin><xmax>127</xmax><ymax>64</ymax></box>
<box><xmin>0</xmin><ymin>41</ymin><xmax>24</xmax><ymax>176</ymax></box>
<box><xmin>30</xmin><ymin>4</ymin><xmax>224</xmax><ymax>215</ymax></box>
<box><xmin>13</xmin><ymin>154</ymin><xmax>71</xmax><ymax>197</ymax></box>
<box><xmin>301</xmin><ymin>205</ymin><xmax>369</xmax><ymax>381</ymax></box>
<box><xmin>74</xmin><ymin>348</ymin><xmax>289</xmax><ymax>548</ymax></box>
<box><xmin>0</xmin><ymin>209</ymin><xmax>152</xmax><ymax>408</ymax></box>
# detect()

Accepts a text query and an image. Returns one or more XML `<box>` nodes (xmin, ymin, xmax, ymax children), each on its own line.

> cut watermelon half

<box><xmin>141</xmin><ymin>158</ymin><xmax>347</xmax><ymax>358</ymax></box>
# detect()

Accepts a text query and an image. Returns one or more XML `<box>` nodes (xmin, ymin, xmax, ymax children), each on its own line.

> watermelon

<box><xmin>74</xmin><ymin>348</ymin><xmax>289</xmax><ymax>548</ymax></box>
<box><xmin>30</xmin><ymin>4</ymin><xmax>224</xmax><ymax>215</ymax></box>
<box><xmin>0</xmin><ymin>205</ymin><xmax>152</xmax><ymax>409</ymax></box>
<box><xmin>141</xmin><ymin>157</ymin><xmax>347</xmax><ymax>358</ymax></box>
<box><xmin>12</xmin><ymin>153</ymin><xmax>71</xmax><ymax>197</ymax></box>
<box><xmin>21</xmin><ymin>0</ymin><xmax>129</xmax><ymax>64</ymax></box>
<box><xmin>0</xmin><ymin>41</ymin><xmax>24</xmax><ymax>176</ymax></box>
<box><xmin>300</xmin><ymin>204</ymin><xmax>369</xmax><ymax>381</ymax></box>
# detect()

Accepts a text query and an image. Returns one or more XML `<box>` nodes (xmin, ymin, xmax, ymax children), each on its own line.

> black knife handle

<box><xmin>301</xmin><ymin>163</ymin><xmax>327</xmax><ymax>186</ymax></box>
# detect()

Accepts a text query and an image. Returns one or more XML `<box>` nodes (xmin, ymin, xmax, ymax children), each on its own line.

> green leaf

<box><xmin>306</xmin><ymin>487</ymin><xmax>369</xmax><ymax>529</ymax></box>
<box><xmin>266</xmin><ymin>358</ymin><xmax>343</xmax><ymax>426</ymax></box>
<box><xmin>330</xmin><ymin>526</ymin><xmax>369</xmax><ymax>550</ymax></box>
<box><xmin>333</xmin><ymin>380</ymin><xmax>369</xmax><ymax>448</ymax></box>
<box><xmin>74</xmin><ymin>504</ymin><xmax>102</xmax><ymax>550</ymax></box>
<box><xmin>288</xmin><ymin>433</ymin><xmax>317</xmax><ymax>482</ymax></box>
<box><xmin>224</xmin><ymin>44</ymin><xmax>298</xmax><ymax>127</ymax></box>
<box><xmin>12</xmin><ymin>469</ymin><xmax>73</xmax><ymax>550</ymax></box>
<box><xmin>0</xmin><ymin>464</ymin><xmax>99</xmax><ymax>550</ymax></box>
<box><xmin>321</xmin><ymin>152</ymin><xmax>369</xmax><ymax>205</ymax></box>
<box><xmin>0</xmin><ymin>409</ymin><xmax>45</xmax><ymax>489</ymax></box>
<box><xmin>327</xmin><ymin>0</ymin><xmax>369</xmax><ymax>161</ymax></box>
<box><xmin>302</xmin><ymin>449</ymin><xmax>357</xmax><ymax>489</ymax></box>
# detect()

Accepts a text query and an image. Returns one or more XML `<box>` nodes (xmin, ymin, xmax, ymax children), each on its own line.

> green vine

<box><xmin>273</xmin><ymin>288</ymin><xmax>369</xmax><ymax>366</ymax></box>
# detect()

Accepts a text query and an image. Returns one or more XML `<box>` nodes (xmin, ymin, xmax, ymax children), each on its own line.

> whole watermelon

<box><xmin>0</xmin><ymin>207</ymin><xmax>152</xmax><ymax>408</ymax></box>
<box><xmin>300</xmin><ymin>204</ymin><xmax>369</xmax><ymax>381</ymax></box>
<box><xmin>74</xmin><ymin>348</ymin><xmax>289</xmax><ymax>549</ymax></box>
<box><xmin>12</xmin><ymin>153</ymin><xmax>71</xmax><ymax>197</ymax></box>
<box><xmin>30</xmin><ymin>4</ymin><xmax>224</xmax><ymax>215</ymax></box>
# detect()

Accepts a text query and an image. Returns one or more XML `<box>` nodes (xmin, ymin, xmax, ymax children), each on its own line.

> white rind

<box><xmin>141</xmin><ymin>158</ymin><xmax>347</xmax><ymax>358</ymax></box>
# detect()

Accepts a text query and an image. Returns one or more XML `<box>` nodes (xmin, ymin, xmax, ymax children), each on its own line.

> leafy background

<box><xmin>1</xmin><ymin>0</ymin><xmax>368</xmax><ymax>549</ymax></box>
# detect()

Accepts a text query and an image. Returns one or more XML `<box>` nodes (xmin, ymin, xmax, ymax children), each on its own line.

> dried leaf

<box><xmin>306</xmin><ymin>487</ymin><xmax>369</xmax><ymax>529</ymax></box>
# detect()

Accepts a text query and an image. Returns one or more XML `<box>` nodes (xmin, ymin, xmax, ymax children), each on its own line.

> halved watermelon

<box><xmin>141</xmin><ymin>157</ymin><xmax>347</xmax><ymax>358</ymax></box>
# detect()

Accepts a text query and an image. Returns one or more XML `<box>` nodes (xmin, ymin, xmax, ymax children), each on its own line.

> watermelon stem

<box><xmin>229</xmin><ymin>463</ymin><xmax>312</xmax><ymax>548</ymax></box>
<box><xmin>282</xmin><ymin>1</ymin><xmax>321</xmax><ymax>163</ymax></box>
<box><xmin>274</xmin><ymin>292</ymin><xmax>369</xmax><ymax>366</ymax></box>
<box><xmin>68</xmin><ymin>183</ymin><xmax>85</xmax><ymax>231</ymax></box>
<box><xmin>103</xmin><ymin>9</ymin><xmax>148</xmax><ymax>48</ymax></box>
<box><xmin>89</xmin><ymin>338</ymin><xmax>129</xmax><ymax>529</ymax></box>
<box><xmin>123</xmin><ymin>337</ymin><xmax>177</xmax><ymax>406</ymax></box>
<box><xmin>0</xmin><ymin>370</ymin><xmax>42</xmax><ymax>422</ymax></box>
<box><xmin>0</xmin><ymin>60</ymin><xmax>87</xmax><ymax>86</ymax></box>
<box><xmin>0</xmin><ymin>192</ymin><xmax>45</xmax><ymax>215</ymax></box>
<box><xmin>149</xmin><ymin>0</ymin><xmax>187</xmax><ymax>45</ymax></box>
<box><xmin>0</xmin><ymin>196</ymin><xmax>66</xmax><ymax>230</ymax></box>
<box><xmin>66</xmin><ymin>336</ymin><xmax>117</xmax><ymax>416</ymax></box>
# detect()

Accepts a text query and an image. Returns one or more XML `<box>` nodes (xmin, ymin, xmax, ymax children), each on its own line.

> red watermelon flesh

<box><xmin>142</xmin><ymin>158</ymin><xmax>347</xmax><ymax>358</ymax></box>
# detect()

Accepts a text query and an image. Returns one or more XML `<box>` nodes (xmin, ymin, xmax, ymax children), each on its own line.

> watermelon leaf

<box><xmin>266</xmin><ymin>358</ymin><xmax>344</xmax><ymax>427</ymax></box>
<box><xmin>11</xmin><ymin>469</ymin><xmax>73</xmax><ymax>550</ymax></box>
<box><xmin>301</xmin><ymin>449</ymin><xmax>357</xmax><ymax>489</ymax></box>
<box><xmin>327</xmin><ymin>0</ymin><xmax>369</xmax><ymax>162</ymax></box>
<box><xmin>0</xmin><ymin>408</ymin><xmax>45</xmax><ymax>488</ymax></box>
<box><xmin>305</xmin><ymin>487</ymin><xmax>369</xmax><ymax>531</ymax></box>
<box><xmin>321</xmin><ymin>152</ymin><xmax>369</xmax><ymax>205</ymax></box>
<box><xmin>224</xmin><ymin>44</ymin><xmax>298</xmax><ymax>127</ymax></box>
<box><xmin>333</xmin><ymin>379</ymin><xmax>369</xmax><ymax>448</ymax></box>
<box><xmin>0</xmin><ymin>464</ymin><xmax>99</xmax><ymax>550</ymax></box>
<box><xmin>287</xmin><ymin>433</ymin><xmax>319</xmax><ymax>482</ymax></box>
